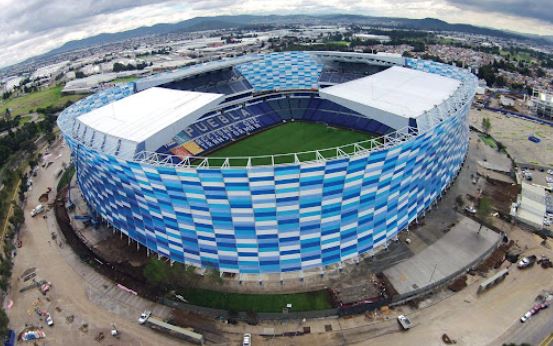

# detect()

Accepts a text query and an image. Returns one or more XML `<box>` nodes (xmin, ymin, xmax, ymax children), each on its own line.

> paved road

<box><xmin>494</xmin><ymin>303</ymin><xmax>553</xmax><ymax>346</ymax></box>
<box><xmin>6</xmin><ymin>140</ymin><xmax>189</xmax><ymax>345</ymax></box>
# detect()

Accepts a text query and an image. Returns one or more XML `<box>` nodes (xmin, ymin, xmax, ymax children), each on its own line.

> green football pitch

<box><xmin>205</xmin><ymin>121</ymin><xmax>377</xmax><ymax>166</ymax></box>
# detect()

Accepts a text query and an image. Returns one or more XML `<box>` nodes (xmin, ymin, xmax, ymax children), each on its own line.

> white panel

<box><xmin>77</xmin><ymin>87</ymin><xmax>224</xmax><ymax>153</ymax></box>
<box><xmin>319</xmin><ymin>66</ymin><xmax>460</xmax><ymax>131</ymax></box>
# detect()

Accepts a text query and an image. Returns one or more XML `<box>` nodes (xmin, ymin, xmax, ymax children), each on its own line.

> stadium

<box><xmin>58</xmin><ymin>51</ymin><xmax>477</xmax><ymax>274</ymax></box>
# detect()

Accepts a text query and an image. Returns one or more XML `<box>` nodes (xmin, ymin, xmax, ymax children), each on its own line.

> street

<box><xmin>6</xmin><ymin>140</ymin><xmax>186</xmax><ymax>346</ymax></box>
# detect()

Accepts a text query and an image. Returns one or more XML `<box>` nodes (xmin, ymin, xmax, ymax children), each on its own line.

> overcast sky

<box><xmin>1</xmin><ymin>0</ymin><xmax>552</xmax><ymax>69</ymax></box>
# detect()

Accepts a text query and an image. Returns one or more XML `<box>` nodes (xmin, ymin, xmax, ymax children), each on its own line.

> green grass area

<box><xmin>436</xmin><ymin>37</ymin><xmax>459</xmax><ymax>45</ymax></box>
<box><xmin>479</xmin><ymin>134</ymin><xmax>498</xmax><ymax>149</ymax></box>
<box><xmin>325</xmin><ymin>40</ymin><xmax>350</xmax><ymax>47</ymax></box>
<box><xmin>57</xmin><ymin>165</ymin><xmax>75</xmax><ymax>191</ymax></box>
<box><xmin>206</xmin><ymin>121</ymin><xmax>377</xmax><ymax>165</ymax></box>
<box><xmin>175</xmin><ymin>287</ymin><xmax>333</xmax><ymax>313</ymax></box>
<box><xmin>0</xmin><ymin>85</ymin><xmax>85</xmax><ymax>117</ymax></box>
<box><xmin>499</xmin><ymin>49</ymin><xmax>535</xmax><ymax>63</ymax></box>
<box><xmin>17</xmin><ymin>114</ymin><xmax>40</xmax><ymax>126</ymax></box>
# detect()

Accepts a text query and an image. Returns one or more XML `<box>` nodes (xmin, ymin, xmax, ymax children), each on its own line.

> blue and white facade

<box><xmin>58</xmin><ymin>52</ymin><xmax>477</xmax><ymax>274</ymax></box>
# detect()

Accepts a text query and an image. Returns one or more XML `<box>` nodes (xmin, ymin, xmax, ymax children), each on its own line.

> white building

<box><xmin>31</xmin><ymin>61</ymin><xmax>69</xmax><ymax>80</ymax></box>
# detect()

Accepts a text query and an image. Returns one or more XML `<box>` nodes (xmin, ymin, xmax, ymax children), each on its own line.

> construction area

<box><xmin>470</xmin><ymin>108</ymin><xmax>553</xmax><ymax>167</ymax></box>
<box><xmin>5</xmin><ymin>110</ymin><xmax>553</xmax><ymax>345</ymax></box>
<box><xmin>383</xmin><ymin>217</ymin><xmax>502</xmax><ymax>296</ymax></box>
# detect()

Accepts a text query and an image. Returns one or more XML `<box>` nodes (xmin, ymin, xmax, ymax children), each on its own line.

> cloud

<box><xmin>0</xmin><ymin>0</ymin><xmax>552</xmax><ymax>69</ymax></box>
<box><xmin>446</xmin><ymin>0</ymin><xmax>553</xmax><ymax>25</ymax></box>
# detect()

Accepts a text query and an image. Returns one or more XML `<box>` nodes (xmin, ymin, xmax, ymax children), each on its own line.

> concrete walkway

<box><xmin>384</xmin><ymin>217</ymin><xmax>501</xmax><ymax>295</ymax></box>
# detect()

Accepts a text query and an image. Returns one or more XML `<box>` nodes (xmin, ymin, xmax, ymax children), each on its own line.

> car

<box><xmin>465</xmin><ymin>206</ymin><xmax>476</xmax><ymax>214</ymax></box>
<box><xmin>520</xmin><ymin>311</ymin><xmax>532</xmax><ymax>323</ymax></box>
<box><xmin>397</xmin><ymin>315</ymin><xmax>413</xmax><ymax>330</ymax></box>
<box><xmin>46</xmin><ymin>314</ymin><xmax>54</xmax><ymax>327</ymax></box>
<box><xmin>533</xmin><ymin>303</ymin><xmax>549</xmax><ymax>312</ymax></box>
<box><xmin>546</xmin><ymin>176</ymin><xmax>553</xmax><ymax>184</ymax></box>
<box><xmin>111</xmin><ymin>324</ymin><xmax>119</xmax><ymax>337</ymax></box>
<box><xmin>138</xmin><ymin>310</ymin><xmax>151</xmax><ymax>324</ymax></box>
<box><xmin>547</xmin><ymin>169</ymin><xmax>553</xmax><ymax>175</ymax></box>
<box><xmin>518</xmin><ymin>255</ymin><xmax>537</xmax><ymax>269</ymax></box>
<box><xmin>242</xmin><ymin>333</ymin><xmax>252</xmax><ymax>346</ymax></box>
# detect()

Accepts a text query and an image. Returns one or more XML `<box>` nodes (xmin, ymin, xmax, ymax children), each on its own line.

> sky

<box><xmin>0</xmin><ymin>0</ymin><xmax>552</xmax><ymax>69</ymax></box>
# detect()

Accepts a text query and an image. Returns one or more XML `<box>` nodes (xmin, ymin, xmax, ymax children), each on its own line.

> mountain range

<box><xmin>16</xmin><ymin>14</ymin><xmax>553</xmax><ymax>68</ymax></box>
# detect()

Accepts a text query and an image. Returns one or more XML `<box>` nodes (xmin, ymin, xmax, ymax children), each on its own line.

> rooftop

<box><xmin>76</xmin><ymin>87</ymin><xmax>223</xmax><ymax>154</ymax></box>
<box><xmin>319</xmin><ymin>66</ymin><xmax>460</xmax><ymax>130</ymax></box>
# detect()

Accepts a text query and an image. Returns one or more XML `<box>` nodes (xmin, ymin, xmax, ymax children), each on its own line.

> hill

<box><xmin>9</xmin><ymin>14</ymin><xmax>550</xmax><ymax>70</ymax></box>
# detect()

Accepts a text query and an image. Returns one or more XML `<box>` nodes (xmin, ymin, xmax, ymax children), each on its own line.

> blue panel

<box><xmin>59</xmin><ymin>54</ymin><xmax>476</xmax><ymax>274</ymax></box>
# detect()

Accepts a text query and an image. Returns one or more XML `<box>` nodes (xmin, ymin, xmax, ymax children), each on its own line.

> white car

<box><xmin>138</xmin><ymin>310</ymin><xmax>151</xmax><ymax>324</ymax></box>
<box><xmin>547</xmin><ymin>169</ymin><xmax>553</xmax><ymax>175</ymax></box>
<box><xmin>46</xmin><ymin>313</ymin><xmax>54</xmax><ymax>327</ymax></box>
<box><xmin>397</xmin><ymin>315</ymin><xmax>413</xmax><ymax>330</ymax></box>
<box><xmin>520</xmin><ymin>311</ymin><xmax>532</xmax><ymax>323</ymax></box>
<box><xmin>242</xmin><ymin>333</ymin><xmax>252</xmax><ymax>346</ymax></box>
<box><xmin>465</xmin><ymin>206</ymin><xmax>476</xmax><ymax>214</ymax></box>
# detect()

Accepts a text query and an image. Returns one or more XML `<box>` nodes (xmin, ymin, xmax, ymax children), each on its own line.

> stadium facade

<box><xmin>58</xmin><ymin>52</ymin><xmax>477</xmax><ymax>274</ymax></box>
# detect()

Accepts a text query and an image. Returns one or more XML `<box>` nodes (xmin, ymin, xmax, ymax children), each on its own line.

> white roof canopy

<box><xmin>319</xmin><ymin>66</ymin><xmax>460</xmax><ymax>131</ymax></box>
<box><xmin>516</xmin><ymin>182</ymin><xmax>546</xmax><ymax>228</ymax></box>
<box><xmin>76</xmin><ymin>87</ymin><xmax>223</xmax><ymax>158</ymax></box>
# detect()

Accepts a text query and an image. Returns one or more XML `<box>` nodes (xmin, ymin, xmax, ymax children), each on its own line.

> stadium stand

<box><xmin>236</xmin><ymin>52</ymin><xmax>323</xmax><ymax>91</ymax></box>
<box><xmin>162</xmin><ymin>68</ymin><xmax>253</xmax><ymax>95</ymax></box>
<box><xmin>163</xmin><ymin>93</ymin><xmax>392</xmax><ymax>157</ymax></box>
<box><xmin>319</xmin><ymin>61</ymin><xmax>389</xmax><ymax>85</ymax></box>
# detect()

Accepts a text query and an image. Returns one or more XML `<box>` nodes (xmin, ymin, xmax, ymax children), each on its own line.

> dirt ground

<box><xmin>6</xmin><ymin>140</ymin><xmax>188</xmax><ymax>346</ymax></box>
<box><xmin>6</xmin><ymin>126</ymin><xmax>551</xmax><ymax>346</ymax></box>
<box><xmin>252</xmin><ymin>225</ymin><xmax>553</xmax><ymax>346</ymax></box>
<box><xmin>470</xmin><ymin>108</ymin><xmax>553</xmax><ymax>167</ymax></box>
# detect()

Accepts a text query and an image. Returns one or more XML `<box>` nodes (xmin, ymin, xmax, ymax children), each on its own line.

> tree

<box><xmin>478</xmin><ymin>64</ymin><xmax>496</xmax><ymax>86</ymax></box>
<box><xmin>9</xmin><ymin>204</ymin><xmax>24</xmax><ymax>228</ymax></box>
<box><xmin>0</xmin><ymin>256</ymin><xmax>13</xmax><ymax>292</ymax></box>
<box><xmin>206</xmin><ymin>269</ymin><xmax>223</xmax><ymax>286</ymax></box>
<box><xmin>169</xmin><ymin>263</ymin><xmax>198</xmax><ymax>288</ymax></box>
<box><xmin>411</xmin><ymin>42</ymin><xmax>425</xmax><ymax>53</ymax></box>
<box><xmin>455</xmin><ymin>195</ymin><xmax>465</xmax><ymax>209</ymax></box>
<box><xmin>0</xmin><ymin>309</ymin><xmax>8</xmax><ymax>340</ymax></box>
<box><xmin>143</xmin><ymin>258</ymin><xmax>170</xmax><ymax>287</ymax></box>
<box><xmin>482</xmin><ymin>117</ymin><xmax>491</xmax><ymax>134</ymax></box>
<box><xmin>477</xmin><ymin>196</ymin><xmax>492</xmax><ymax>231</ymax></box>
